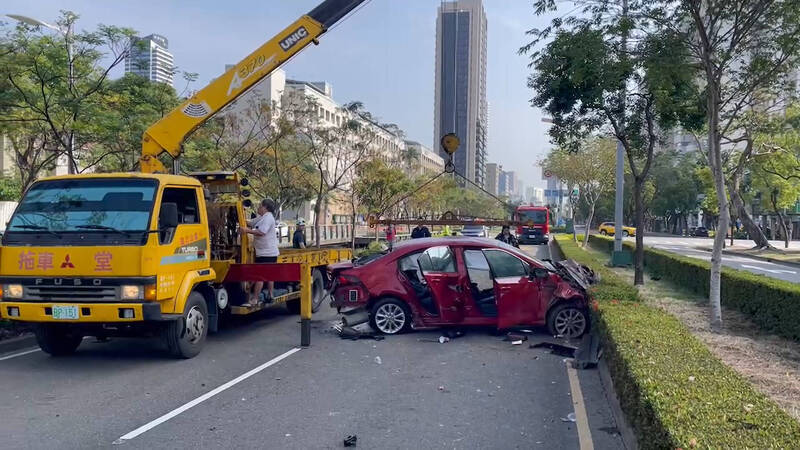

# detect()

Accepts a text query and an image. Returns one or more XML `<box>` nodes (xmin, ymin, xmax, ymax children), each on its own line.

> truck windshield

<box><xmin>518</xmin><ymin>210</ymin><xmax>546</xmax><ymax>223</ymax></box>
<box><xmin>9</xmin><ymin>179</ymin><xmax>158</xmax><ymax>233</ymax></box>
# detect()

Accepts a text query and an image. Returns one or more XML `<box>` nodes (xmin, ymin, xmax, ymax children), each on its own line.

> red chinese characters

<box><xmin>17</xmin><ymin>251</ymin><xmax>35</xmax><ymax>270</ymax></box>
<box><xmin>94</xmin><ymin>251</ymin><xmax>113</xmax><ymax>272</ymax></box>
<box><xmin>37</xmin><ymin>252</ymin><xmax>54</xmax><ymax>270</ymax></box>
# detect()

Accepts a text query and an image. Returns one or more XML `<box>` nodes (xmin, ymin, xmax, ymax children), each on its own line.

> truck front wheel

<box><xmin>164</xmin><ymin>292</ymin><xmax>208</xmax><ymax>359</ymax></box>
<box><xmin>34</xmin><ymin>324</ymin><xmax>83</xmax><ymax>356</ymax></box>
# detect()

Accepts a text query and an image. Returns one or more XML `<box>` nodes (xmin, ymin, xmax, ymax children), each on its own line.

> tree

<box><xmin>642</xmin><ymin>0</ymin><xmax>800</xmax><ymax>331</ymax></box>
<box><xmin>522</xmin><ymin>2</ymin><xmax>696</xmax><ymax>285</ymax></box>
<box><xmin>648</xmin><ymin>150</ymin><xmax>701</xmax><ymax>234</ymax></box>
<box><xmin>0</xmin><ymin>12</ymin><xmax>135</xmax><ymax>174</ymax></box>
<box><xmin>88</xmin><ymin>73</ymin><xmax>181</xmax><ymax>172</ymax></box>
<box><xmin>182</xmin><ymin>91</ymin><xmax>318</xmax><ymax>214</ymax></box>
<box><xmin>353</xmin><ymin>158</ymin><xmax>413</xmax><ymax>245</ymax></box>
<box><xmin>543</xmin><ymin>138</ymin><xmax>616</xmax><ymax>246</ymax></box>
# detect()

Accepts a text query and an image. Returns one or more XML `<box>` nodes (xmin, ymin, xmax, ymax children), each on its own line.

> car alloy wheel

<box><xmin>374</xmin><ymin>303</ymin><xmax>407</xmax><ymax>334</ymax></box>
<box><xmin>185</xmin><ymin>305</ymin><xmax>206</xmax><ymax>344</ymax></box>
<box><xmin>554</xmin><ymin>308</ymin><xmax>586</xmax><ymax>338</ymax></box>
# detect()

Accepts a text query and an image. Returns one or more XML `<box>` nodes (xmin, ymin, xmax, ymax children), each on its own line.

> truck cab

<box><xmin>0</xmin><ymin>173</ymin><xmax>220</xmax><ymax>357</ymax></box>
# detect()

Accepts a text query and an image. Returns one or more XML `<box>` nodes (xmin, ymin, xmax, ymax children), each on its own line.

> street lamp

<box><xmin>7</xmin><ymin>14</ymin><xmax>76</xmax><ymax>174</ymax></box>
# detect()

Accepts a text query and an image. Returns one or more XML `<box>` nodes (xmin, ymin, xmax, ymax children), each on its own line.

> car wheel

<box><xmin>623</xmin><ymin>230</ymin><xmax>630</xmax><ymax>237</ymax></box>
<box><xmin>547</xmin><ymin>302</ymin><xmax>589</xmax><ymax>338</ymax></box>
<box><xmin>600</xmin><ymin>230</ymin><xmax>608</xmax><ymax>235</ymax></box>
<box><xmin>163</xmin><ymin>292</ymin><xmax>208</xmax><ymax>359</ymax></box>
<box><xmin>369</xmin><ymin>298</ymin><xmax>411</xmax><ymax>335</ymax></box>
<box><xmin>34</xmin><ymin>324</ymin><xmax>82</xmax><ymax>356</ymax></box>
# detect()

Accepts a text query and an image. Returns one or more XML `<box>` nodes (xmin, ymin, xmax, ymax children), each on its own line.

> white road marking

<box><xmin>740</xmin><ymin>264</ymin><xmax>796</xmax><ymax>275</ymax></box>
<box><xmin>566</xmin><ymin>363</ymin><xmax>594</xmax><ymax>450</ymax></box>
<box><xmin>0</xmin><ymin>347</ymin><xmax>40</xmax><ymax>361</ymax></box>
<box><xmin>114</xmin><ymin>347</ymin><xmax>302</xmax><ymax>443</ymax></box>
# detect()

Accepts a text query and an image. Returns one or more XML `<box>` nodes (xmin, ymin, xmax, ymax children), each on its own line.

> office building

<box><xmin>485</xmin><ymin>162</ymin><xmax>499</xmax><ymax>195</ymax></box>
<box><xmin>405</xmin><ymin>141</ymin><xmax>445</xmax><ymax>176</ymax></box>
<box><xmin>125</xmin><ymin>34</ymin><xmax>174</xmax><ymax>85</ymax></box>
<box><xmin>526</xmin><ymin>186</ymin><xmax>544</xmax><ymax>205</ymax></box>
<box><xmin>433</xmin><ymin>0</ymin><xmax>488</xmax><ymax>186</ymax></box>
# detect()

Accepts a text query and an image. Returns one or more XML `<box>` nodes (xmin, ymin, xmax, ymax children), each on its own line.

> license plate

<box><xmin>52</xmin><ymin>305</ymin><xmax>79</xmax><ymax>320</ymax></box>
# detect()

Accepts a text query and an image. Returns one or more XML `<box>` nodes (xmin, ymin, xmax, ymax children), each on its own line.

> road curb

<box><xmin>598</xmin><ymin>358</ymin><xmax>639</xmax><ymax>450</ymax></box>
<box><xmin>695</xmin><ymin>247</ymin><xmax>800</xmax><ymax>268</ymax></box>
<box><xmin>0</xmin><ymin>333</ymin><xmax>36</xmax><ymax>355</ymax></box>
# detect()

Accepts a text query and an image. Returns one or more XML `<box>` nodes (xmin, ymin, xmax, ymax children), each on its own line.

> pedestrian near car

<box><xmin>495</xmin><ymin>225</ymin><xmax>519</xmax><ymax>248</ymax></box>
<box><xmin>411</xmin><ymin>220</ymin><xmax>431</xmax><ymax>239</ymax></box>
<box><xmin>385</xmin><ymin>224</ymin><xmax>395</xmax><ymax>250</ymax></box>
<box><xmin>239</xmin><ymin>199</ymin><xmax>279</xmax><ymax>305</ymax></box>
<box><xmin>293</xmin><ymin>219</ymin><xmax>307</xmax><ymax>249</ymax></box>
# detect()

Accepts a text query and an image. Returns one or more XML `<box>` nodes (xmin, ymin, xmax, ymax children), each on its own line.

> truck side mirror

<box><xmin>159</xmin><ymin>202</ymin><xmax>179</xmax><ymax>229</ymax></box>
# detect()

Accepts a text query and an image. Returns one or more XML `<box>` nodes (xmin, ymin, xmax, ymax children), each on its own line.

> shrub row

<box><xmin>587</xmin><ymin>234</ymin><xmax>800</xmax><ymax>342</ymax></box>
<box><xmin>555</xmin><ymin>235</ymin><xmax>800</xmax><ymax>449</ymax></box>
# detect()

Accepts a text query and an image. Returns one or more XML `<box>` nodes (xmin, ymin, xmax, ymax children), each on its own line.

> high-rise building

<box><xmin>526</xmin><ymin>186</ymin><xmax>545</xmax><ymax>205</ymax></box>
<box><xmin>125</xmin><ymin>34</ymin><xmax>174</xmax><ymax>85</ymax></box>
<box><xmin>498</xmin><ymin>169</ymin><xmax>516</xmax><ymax>197</ymax></box>
<box><xmin>485</xmin><ymin>162</ymin><xmax>500</xmax><ymax>195</ymax></box>
<box><xmin>434</xmin><ymin>0</ymin><xmax>488</xmax><ymax>186</ymax></box>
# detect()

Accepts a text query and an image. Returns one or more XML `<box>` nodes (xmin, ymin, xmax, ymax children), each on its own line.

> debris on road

<box><xmin>339</xmin><ymin>326</ymin><xmax>385</xmax><ymax>341</ymax></box>
<box><xmin>374</xmin><ymin>356</ymin><xmax>382</xmax><ymax>365</ymax></box>
<box><xmin>344</xmin><ymin>435</ymin><xmax>357</xmax><ymax>447</ymax></box>
<box><xmin>503</xmin><ymin>332</ymin><xmax>529</xmax><ymax>342</ymax></box>
<box><xmin>560</xmin><ymin>412</ymin><xmax>576</xmax><ymax>423</ymax></box>
<box><xmin>530</xmin><ymin>341</ymin><xmax>577</xmax><ymax>358</ymax></box>
<box><xmin>438</xmin><ymin>336</ymin><xmax>450</xmax><ymax>344</ymax></box>
<box><xmin>444</xmin><ymin>329</ymin><xmax>465</xmax><ymax>339</ymax></box>
<box><xmin>512</xmin><ymin>340</ymin><xmax>523</xmax><ymax>345</ymax></box>
<box><xmin>573</xmin><ymin>333</ymin><xmax>602</xmax><ymax>369</ymax></box>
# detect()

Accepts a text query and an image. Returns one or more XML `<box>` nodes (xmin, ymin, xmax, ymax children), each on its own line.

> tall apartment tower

<box><xmin>125</xmin><ymin>34</ymin><xmax>174</xmax><ymax>86</ymax></box>
<box><xmin>434</xmin><ymin>0</ymin><xmax>488</xmax><ymax>186</ymax></box>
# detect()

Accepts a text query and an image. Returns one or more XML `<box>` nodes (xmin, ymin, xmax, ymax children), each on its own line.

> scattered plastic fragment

<box><xmin>688</xmin><ymin>376</ymin><xmax>696</xmax><ymax>382</ymax></box>
<box><xmin>561</xmin><ymin>412</ymin><xmax>576</xmax><ymax>423</ymax></box>
<box><xmin>374</xmin><ymin>356</ymin><xmax>382</xmax><ymax>365</ymax></box>
<box><xmin>439</xmin><ymin>336</ymin><xmax>450</xmax><ymax>344</ymax></box>
<box><xmin>344</xmin><ymin>435</ymin><xmax>357</xmax><ymax>447</ymax></box>
<box><xmin>531</xmin><ymin>341</ymin><xmax>577</xmax><ymax>357</ymax></box>
<box><xmin>512</xmin><ymin>340</ymin><xmax>523</xmax><ymax>345</ymax></box>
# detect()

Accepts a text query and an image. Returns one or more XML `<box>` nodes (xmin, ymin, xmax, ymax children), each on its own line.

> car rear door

<box><xmin>418</xmin><ymin>246</ymin><xmax>466</xmax><ymax>323</ymax></box>
<box><xmin>483</xmin><ymin>249</ymin><xmax>541</xmax><ymax>329</ymax></box>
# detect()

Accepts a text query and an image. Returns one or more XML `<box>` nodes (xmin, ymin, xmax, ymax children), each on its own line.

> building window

<box><xmin>325</xmin><ymin>110</ymin><xmax>331</xmax><ymax>121</ymax></box>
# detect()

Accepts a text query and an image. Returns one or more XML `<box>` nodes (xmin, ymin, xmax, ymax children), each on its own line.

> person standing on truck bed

<box><xmin>240</xmin><ymin>199</ymin><xmax>279</xmax><ymax>305</ymax></box>
<box><xmin>293</xmin><ymin>218</ymin><xmax>307</xmax><ymax>249</ymax></box>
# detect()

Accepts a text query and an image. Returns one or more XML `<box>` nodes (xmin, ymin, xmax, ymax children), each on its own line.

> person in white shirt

<box><xmin>240</xmin><ymin>199</ymin><xmax>280</xmax><ymax>305</ymax></box>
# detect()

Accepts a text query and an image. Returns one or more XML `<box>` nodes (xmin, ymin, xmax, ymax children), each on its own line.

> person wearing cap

<box><xmin>293</xmin><ymin>219</ymin><xmax>307</xmax><ymax>249</ymax></box>
<box><xmin>495</xmin><ymin>225</ymin><xmax>519</xmax><ymax>247</ymax></box>
<box><xmin>411</xmin><ymin>219</ymin><xmax>431</xmax><ymax>239</ymax></box>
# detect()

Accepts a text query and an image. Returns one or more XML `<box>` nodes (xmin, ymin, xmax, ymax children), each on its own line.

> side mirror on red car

<box><xmin>531</xmin><ymin>267</ymin><xmax>550</xmax><ymax>280</ymax></box>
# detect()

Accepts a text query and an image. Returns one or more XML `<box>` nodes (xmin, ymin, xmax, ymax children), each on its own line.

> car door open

<box><xmin>483</xmin><ymin>249</ymin><xmax>542</xmax><ymax>329</ymax></box>
<box><xmin>417</xmin><ymin>246</ymin><xmax>465</xmax><ymax>323</ymax></box>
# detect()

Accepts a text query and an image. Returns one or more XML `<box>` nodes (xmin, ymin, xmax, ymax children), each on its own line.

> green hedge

<box><xmin>555</xmin><ymin>235</ymin><xmax>800</xmax><ymax>449</ymax></box>
<box><xmin>587</xmin><ymin>234</ymin><xmax>800</xmax><ymax>341</ymax></box>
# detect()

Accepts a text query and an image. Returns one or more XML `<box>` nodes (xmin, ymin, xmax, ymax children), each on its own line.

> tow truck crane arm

<box><xmin>140</xmin><ymin>0</ymin><xmax>367</xmax><ymax>173</ymax></box>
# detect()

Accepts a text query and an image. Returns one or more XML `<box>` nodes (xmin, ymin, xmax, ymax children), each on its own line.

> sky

<box><xmin>2</xmin><ymin>0</ymin><xmax>556</xmax><ymax>188</ymax></box>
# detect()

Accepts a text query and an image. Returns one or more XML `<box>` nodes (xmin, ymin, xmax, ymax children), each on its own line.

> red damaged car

<box><xmin>327</xmin><ymin>237</ymin><xmax>595</xmax><ymax>338</ymax></box>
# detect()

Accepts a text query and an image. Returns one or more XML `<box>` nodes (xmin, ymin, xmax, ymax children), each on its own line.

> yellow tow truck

<box><xmin>0</xmin><ymin>0</ymin><xmax>368</xmax><ymax>358</ymax></box>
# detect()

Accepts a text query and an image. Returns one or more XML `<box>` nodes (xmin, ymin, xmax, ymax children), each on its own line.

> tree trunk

<box><xmin>583</xmin><ymin>203</ymin><xmax>595</xmax><ymax>248</ymax></box>
<box><xmin>313</xmin><ymin>193</ymin><xmax>324</xmax><ymax>248</ymax></box>
<box><xmin>707</xmin><ymin>85</ymin><xmax>726</xmax><ymax>334</ymax></box>
<box><xmin>728</xmin><ymin>179</ymin><xmax>770</xmax><ymax>248</ymax></box>
<box><xmin>350</xmin><ymin>210</ymin><xmax>357</xmax><ymax>251</ymax></box>
<box><xmin>633</xmin><ymin>180</ymin><xmax>645</xmax><ymax>285</ymax></box>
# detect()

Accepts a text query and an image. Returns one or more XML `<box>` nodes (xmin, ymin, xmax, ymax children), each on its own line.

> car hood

<box><xmin>553</xmin><ymin>259</ymin><xmax>598</xmax><ymax>291</ymax></box>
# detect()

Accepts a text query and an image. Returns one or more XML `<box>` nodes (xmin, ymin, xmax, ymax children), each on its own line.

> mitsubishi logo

<box><xmin>60</xmin><ymin>254</ymin><xmax>75</xmax><ymax>269</ymax></box>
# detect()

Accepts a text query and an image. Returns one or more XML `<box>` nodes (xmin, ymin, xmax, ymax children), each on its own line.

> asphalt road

<box><xmin>0</xmin><ymin>243</ymin><xmax>624</xmax><ymax>450</ymax></box>
<box><xmin>636</xmin><ymin>236</ymin><xmax>800</xmax><ymax>284</ymax></box>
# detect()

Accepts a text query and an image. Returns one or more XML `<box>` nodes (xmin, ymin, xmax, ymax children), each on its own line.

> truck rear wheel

<box><xmin>163</xmin><ymin>292</ymin><xmax>208</xmax><ymax>359</ymax></box>
<box><xmin>34</xmin><ymin>324</ymin><xmax>82</xmax><ymax>356</ymax></box>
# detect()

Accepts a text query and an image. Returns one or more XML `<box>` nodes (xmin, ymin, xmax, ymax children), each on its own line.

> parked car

<box><xmin>460</xmin><ymin>224</ymin><xmax>489</xmax><ymax>237</ymax></box>
<box><xmin>598</xmin><ymin>222</ymin><xmax>636</xmax><ymax>237</ymax></box>
<box><xmin>327</xmin><ymin>237</ymin><xmax>595</xmax><ymax>338</ymax></box>
<box><xmin>690</xmin><ymin>227</ymin><xmax>709</xmax><ymax>237</ymax></box>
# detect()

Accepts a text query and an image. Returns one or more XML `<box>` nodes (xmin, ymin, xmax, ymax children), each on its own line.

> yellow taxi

<box><xmin>598</xmin><ymin>222</ymin><xmax>636</xmax><ymax>237</ymax></box>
